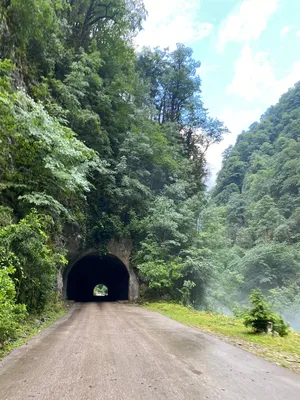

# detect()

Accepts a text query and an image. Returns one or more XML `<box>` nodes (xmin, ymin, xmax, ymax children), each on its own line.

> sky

<box><xmin>135</xmin><ymin>0</ymin><xmax>300</xmax><ymax>186</ymax></box>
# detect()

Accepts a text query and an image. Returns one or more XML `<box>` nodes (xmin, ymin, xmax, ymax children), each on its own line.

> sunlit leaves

<box><xmin>0</xmin><ymin>81</ymin><xmax>105</xmax><ymax>221</ymax></box>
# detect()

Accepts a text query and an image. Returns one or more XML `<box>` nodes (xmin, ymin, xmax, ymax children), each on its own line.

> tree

<box><xmin>238</xmin><ymin>244</ymin><xmax>299</xmax><ymax>294</ymax></box>
<box><xmin>205</xmin><ymin>82</ymin><xmax>300</xmax><ymax>321</ymax></box>
<box><xmin>65</xmin><ymin>0</ymin><xmax>146</xmax><ymax>49</ymax></box>
<box><xmin>243</xmin><ymin>289</ymin><xmax>289</xmax><ymax>336</ymax></box>
<box><xmin>250</xmin><ymin>196</ymin><xmax>284</xmax><ymax>242</ymax></box>
<box><xmin>137</xmin><ymin>44</ymin><xmax>227</xmax><ymax>158</ymax></box>
<box><xmin>0</xmin><ymin>0</ymin><xmax>65</xmax><ymax>80</ymax></box>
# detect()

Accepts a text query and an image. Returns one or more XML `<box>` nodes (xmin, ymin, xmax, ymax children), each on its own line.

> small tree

<box><xmin>179</xmin><ymin>280</ymin><xmax>196</xmax><ymax>306</ymax></box>
<box><xmin>243</xmin><ymin>289</ymin><xmax>289</xmax><ymax>337</ymax></box>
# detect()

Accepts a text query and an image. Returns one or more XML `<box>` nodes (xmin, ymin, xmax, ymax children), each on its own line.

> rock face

<box><xmin>107</xmin><ymin>238</ymin><xmax>139</xmax><ymax>300</ymax></box>
<box><xmin>61</xmin><ymin>237</ymin><xmax>139</xmax><ymax>301</ymax></box>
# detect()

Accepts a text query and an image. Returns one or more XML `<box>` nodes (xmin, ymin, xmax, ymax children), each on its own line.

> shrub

<box><xmin>0</xmin><ymin>264</ymin><xmax>27</xmax><ymax>344</ymax></box>
<box><xmin>273</xmin><ymin>316</ymin><xmax>289</xmax><ymax>337</ymax></box>
<box><xmin>179</xmin><ymin>280</ymin><xmax>196</xmax><ymax>306</ymax></box>
<box><xmin>242</xmin><ymin>289</ymin><xmax>289</xmax><ymax>337</ymax></box>
<box><xmin>0</xmin><ymin>211</ymin><xmax>67</xmax><ymax>312</ymax></box>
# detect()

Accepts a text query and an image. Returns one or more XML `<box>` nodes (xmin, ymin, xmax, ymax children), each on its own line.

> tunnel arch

<box><xmin>66</xmin><ymin>254</ymin><xmax>129</xmax><ymax>301</ymax></box>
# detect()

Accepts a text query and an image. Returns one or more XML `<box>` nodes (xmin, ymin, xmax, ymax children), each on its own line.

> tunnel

<box><xmin>66</xmin><ymin>254</ymin><xmax>129</xmax><ymax>302</ymax></box>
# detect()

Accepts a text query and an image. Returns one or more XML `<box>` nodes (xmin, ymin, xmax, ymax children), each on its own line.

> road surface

<box><xmin>0</xmin><ymin>302</ymin><xmax>300</xmax><ymax>399</ymax></box>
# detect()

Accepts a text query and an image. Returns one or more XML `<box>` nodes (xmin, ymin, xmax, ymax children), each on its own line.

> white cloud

<box><xmin>206</xmin><ymin>108</ymin><xmax>261</xmax><ymax>187</ymax></box>
<box><xmin>296</xmin><ymin>30</ymin><xmax>300</xmax><ymax>37</ymax></box>
<box><xmin>217</xmin><ymin>0</ymin><xmax>278</xmax><ymax>52</ymax></box>
<box><xmin>136</xmin><ymin>0</ymin><xmax>213</xmax><ymax>49</ymax></box>
<box><xmin>227</xmin><ymin>45</ymin><xmax>300</xmax><ymax>103</ymax></box>
<box><xmin>280</xmin><ymin>25</ymin><xmax>291</xmax><ymax>38</ymax></box>
<box><xmin>227</xmin><ymin>46</ymin><xmax>274</xmax><ymax>101</ymax></box>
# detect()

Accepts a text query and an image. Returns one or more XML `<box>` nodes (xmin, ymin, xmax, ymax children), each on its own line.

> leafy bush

<box><xmin>242</xmin><ymin>289</ymin><xmax>289</xmax><ymax>336</ymax></box>
<box><xmin>0</xmin><ymin>211</ymin><xmax>67</xmax><ymax>312</ymax></box>
<box><xmin>273</xmin><ymin>316</ymin><xmax>289</xmax><ymax>337</ymax></box>
<box><xmin>0</xmin><ymin>261</ymin><xmax>27</xmax><ymax>344</ymax></box>
<box><xmin>179</xmin><ymin>280</ymin><xmax>196</xmax><ymax>306</ymax></box>
<box><xmin>268</xmin><ymin>284</ymin><xmax>300</xmax><ymax>331</ymax></box>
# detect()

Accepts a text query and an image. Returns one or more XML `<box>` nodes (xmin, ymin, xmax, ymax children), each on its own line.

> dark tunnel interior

<box><xmin>66</xmin><ymin>255</ymin><xmax>129</xmax><ymax>302</ymax></box>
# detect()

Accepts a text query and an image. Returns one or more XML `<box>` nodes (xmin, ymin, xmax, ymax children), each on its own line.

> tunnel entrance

<box><xmin>66</xmin><ymin>255</ymin><xmax>129</xmax><ymax>302</ymax></box>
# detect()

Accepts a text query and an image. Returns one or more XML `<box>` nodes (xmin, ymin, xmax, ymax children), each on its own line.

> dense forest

<box><xmin>0</xmin><ymin>0</ymin><xmax>226</xmax><ymax>341</ymax></box>
<box><xmin>0</xmin><ymin>0</ymin><xmax>299</xmax><ymax>343</ymax></box>
<box><xmin>202</xmin><ymin>83</ymin><xmax>300</xmax><ymax>329</ymax></box>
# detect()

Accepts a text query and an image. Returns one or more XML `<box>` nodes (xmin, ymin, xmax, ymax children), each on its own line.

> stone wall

<box><xmin>107</xmin><ymin>238</ymin><xmax>139</xmax><ymax>300</ymax></box>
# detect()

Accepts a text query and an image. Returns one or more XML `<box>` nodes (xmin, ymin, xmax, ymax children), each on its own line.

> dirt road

<box><xmin>1</xmin><ymin>303</ymin><xmax>300</xmax><ymax>400</ymax></box>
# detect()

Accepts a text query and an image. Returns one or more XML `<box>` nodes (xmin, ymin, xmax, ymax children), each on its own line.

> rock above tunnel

<box><xmin>63</xmin><ymin>238</ymin><xmax>139</xmax><ymax>301</ymax></box>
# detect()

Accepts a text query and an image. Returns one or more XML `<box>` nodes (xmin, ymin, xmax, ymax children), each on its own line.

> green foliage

<box><xmin>196</xmin><ymin>205</ymin><xmax>244</xmax><ymax>310</ymax></box>
<box><xmin>0</xmin><ymin>0</ymin><xmax>227</xmax><ymax>336</ymax></box>
<box><xmin>0</xmin><ymin>0</ymin><xmax>298</xmax><ymax>345</ymax></box>
<box><xmin>0</xmin><ymin>206</ymin><xmax>15</xmax><ymax>227</ymax></box>
<box><xmin>237</xmin><ymin>244</ymin><xmax>299</xmax><ymax>292</ymax></box>
<box><xmin>0</xmin><ymin>211</ymin><xmax>67</xmax><ymax>312</ymax></box>
<box><xmin>137</xmin><ymin>45</ymin><xmax>227</xmax><ymax>181</ymax></box>
<box><xmin>0</xmin><ymin>258</ymin><xmax>27</xmax><ymax>344</ymax></box>
<box><xmin>179</xmin><ymin>280</ymin><xmax>196</xmax><ymax>306</ymax></box>
<box><xmin>242</xmin><ymin>290</ymin><xmax>289</xmax><ymax>337</ymax></box>
<box><xmin>93</xmin><ymin>284</ymin><xmax>108</xmax><ymax>296</ymax></box>
<box><xmin>135</xmin><ymin>192</ymin><xmax>208</xmax><ymax>300</ymax></box>
<box><xmin>268</xmin><ymin>283</ymin><xmax>300</xmax><ymax>331</ymax></box>
<box><xmin>204</xmin><ymin>83</ymin><xmax>300</xmax><ymax>327</ymax></box>
<box><xmin>0</xmin><ymin>74</ymin><xmax>103</xmax><ymax>223</ymax></box>
<box><xmin>139</xmin><ymin>258</ymin><xmax>183</xmax><ymax>293</ymax></box>
<box><xmin>1</xmin><ymin>0</ymin><xmax>66</xmax><ymax>79</ymax></box>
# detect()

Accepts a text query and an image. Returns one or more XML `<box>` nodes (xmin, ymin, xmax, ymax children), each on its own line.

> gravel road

<box><xmin>1</xmin><ymin>302</ymin><xmax>300</xmax><ymax>400</ymax></box>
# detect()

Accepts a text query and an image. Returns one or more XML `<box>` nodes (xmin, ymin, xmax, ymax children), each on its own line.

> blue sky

<box><xmin>136</xmin><ymin>0</ymin><xmax>300</xmax><ymax>185</ymax></box>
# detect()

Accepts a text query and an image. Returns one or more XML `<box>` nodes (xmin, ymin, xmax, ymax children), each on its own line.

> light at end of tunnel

<box><xmin>93</xmin><ymin>284</ymin><xmax>108</xmax><ymax>297</ymax></box>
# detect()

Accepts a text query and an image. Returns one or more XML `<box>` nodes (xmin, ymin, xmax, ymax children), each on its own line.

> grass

<box><xmin>145</xmin><ymin>302</ymin><xmax>300</xmax><ymax>374</ymax></box>
<box><xmin>0</xmin><ymin>301</ymin><xmax>70</xmax><ymax>359</ymax></box>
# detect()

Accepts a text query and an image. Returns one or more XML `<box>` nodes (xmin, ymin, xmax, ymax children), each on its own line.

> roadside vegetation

<box><xmin>200</xmin><ymin>83</ymin><xmax>300</xmax><ymax>329</ymax></box>
<box><xmin>145</xmin><ymin>302</ymin><xmax>300</xmax><ymax>374</ymax></box>
<box><xmin>0</xmin><ymin>299</ymin><xmax>68</xmax><ymax>359</ymax></box>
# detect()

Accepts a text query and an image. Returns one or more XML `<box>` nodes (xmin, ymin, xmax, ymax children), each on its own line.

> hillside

<box><xmin>202</xmin><ymin>82</ymin><xmax>300</xmax><ymax>328</ymax></box>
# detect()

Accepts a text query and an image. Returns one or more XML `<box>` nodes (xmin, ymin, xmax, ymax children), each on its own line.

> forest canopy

<box><xmin>204</xmin><ymin>82</ymin><xmax>300</xmax><ymax>329</ymax></box>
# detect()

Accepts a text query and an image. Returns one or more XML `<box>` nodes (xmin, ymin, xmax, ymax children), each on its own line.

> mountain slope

<box><xmin>200</xmin><ymin>83</ymin><xmax>300</xmax><ymax>328</ymax></box>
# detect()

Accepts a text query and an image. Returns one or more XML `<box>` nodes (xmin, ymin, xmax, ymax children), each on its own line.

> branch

<box><xmin>87</xmin><ymin>13</ymin><xmax>117</xmax><ymax>26</ymax></box>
